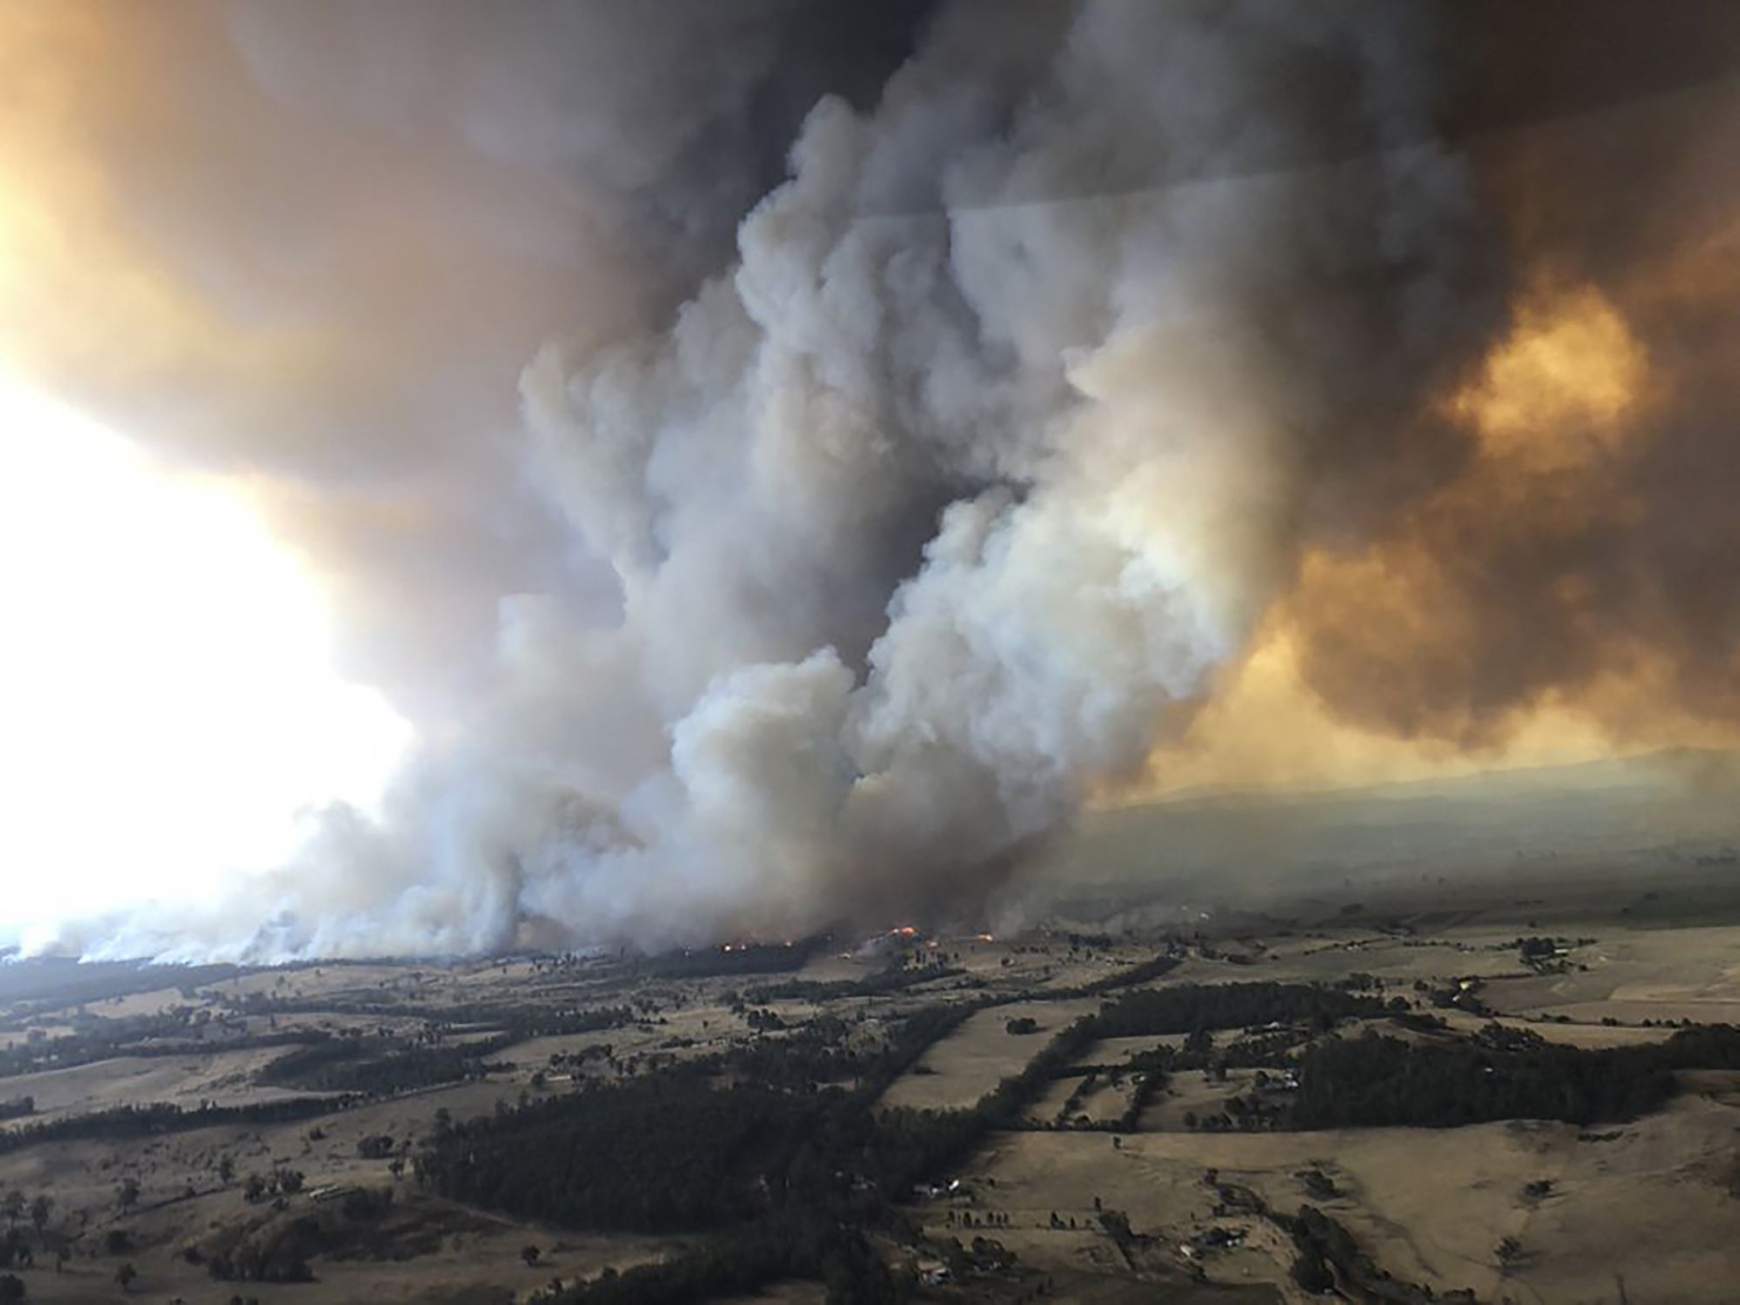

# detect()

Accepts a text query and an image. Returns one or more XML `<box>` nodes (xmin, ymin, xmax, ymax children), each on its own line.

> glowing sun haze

<box><xmin>0</xmin><ymin>379</ymin><xmax>410</xmax><ymax>950</ymax></box>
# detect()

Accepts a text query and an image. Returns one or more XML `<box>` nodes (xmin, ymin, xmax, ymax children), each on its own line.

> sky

<box><xmin>0</xmin><ymin>382</ymin><xmax>410</xmax><ymax>944</ymax></box>
<box><xmin>2</xmin><ymin>1</ymin><xmax>1738</xmax><ymax>958</ymax></box>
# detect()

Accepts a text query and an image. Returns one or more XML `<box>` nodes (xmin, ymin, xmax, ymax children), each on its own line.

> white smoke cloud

<box><xmin>55</xmin><ymin>1</ymin><xmax>1505</xmax><ymax>959</ymax></box>
<box><xmin>102</xmin><ymin>0</ymin><xmax>1479</xmax><ymax>961</ymax></box>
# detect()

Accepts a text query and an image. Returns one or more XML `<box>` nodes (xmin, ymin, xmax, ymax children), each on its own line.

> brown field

<box><xmin>1028</xmin><ymin>1071</ymin><xmax>1141</xmax><ymax>1128</ymax></box>
<box><xmin>878</xmin><ymin>998</ymin><xmax>1100</xmax><ymax>1111</ymax></box>
<box><xmin>1472</xmin><ymin>924</ymin><xmax>1740</xmax><ymax>1026</ymax></box>
<box><xmin>1135</xmin><ymin>1067</ymin><xmax>1269</xmax><ymax>1133</ymax></box>
<box><xmin>933</xmin><ymin>1086</ymin><xmax>1740</xmax><ymax>1303</ymax></box>
<box><xmin>0</xmin><ymin>1025</ymin><xmax>76</xmax><ymax>1051</ymax></box>
<box><xmin>0</xmin><ymin>1067</ymin><xmax>677</xmax><ymax>1304</ymax></box>
<box><xmin>1432</xmin><ymin>1010</ymin><xmax>1678</xmax><ymax>1049</ymax></box>
<box><xmin>7</xmin><ymin>881</ymin><xmax>1740</xmax><ymax>1301</ymax></box>
<box><xmin>1089</xmin><ymin>1032</ymin><xmax>1191</xmax><ymax>1061</ymax></box>
<box><xmin>6</xmin><ymin>1208</ymin><xmax>673</xmax><ymax>1305</ymax></box>
<box><xmin>933</xmin><ymin>934</ymin><xmax>1158</xmax><ymax>994</ymax></box>
<box><xmin>0</xmin><ymin>1045</ymin><xmax>324</xmax><ymax>1121</ymax></box>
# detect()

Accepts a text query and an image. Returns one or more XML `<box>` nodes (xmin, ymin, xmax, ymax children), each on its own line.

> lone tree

<box><xmin>115</xmin><ymin>1178</ymin><xmax>139</xmax><ymax>1213</ymax></box>
<box><xmin>28</xmin><ymin>1195</ymin><xmax>50</xmax><ymax>1234</ymax></box>
<box><xmin>114</xmin><ymin>1261</ymin><xmax>137</xmax><ymax>1293</ymax></box>
<box><xmin>0</xmin><ymin>1193</ymin><xmax>18</xmax><ymax>1227</ymax></box>
<box><xmin>1496</xmin><ymin>1236</ymin><xmax>1524</xmax><ymax>1270</ymax></box>
<box><xmin>521</xmin><ymin>1245</ymin><xmax>541</xmax><ymax>1267</ymax></box>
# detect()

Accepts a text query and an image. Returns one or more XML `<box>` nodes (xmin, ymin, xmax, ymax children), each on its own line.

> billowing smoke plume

<box><xmin>177</xmin><ymin>0</ymin><xmax>1501</xmax><ymax>957</ymax></box>
<box><xmin>14</xmin><ymin>2</ymin><xmax>1740</xmax><ymax>957</ymax></box>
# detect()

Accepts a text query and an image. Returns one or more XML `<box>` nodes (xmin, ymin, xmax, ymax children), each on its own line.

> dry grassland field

<box><xmin>879</xmin><ymin>999</ymin><xmax>1101</xmax><ymax>1112</ymax></box>
<box><xmin>943</xmin><ymin>1093</ymin><xmax>1740</xmax><ymax>1304</ymax></box>
<box><xmin>7</xmin><ymin>855</ymin><xmax>1740</xmax><ymax>1303</ymax></box>
<box><xmin>0</xmin><ymin>1045</ymin><xmax>325</xmax><ymax>1121</ymax></box>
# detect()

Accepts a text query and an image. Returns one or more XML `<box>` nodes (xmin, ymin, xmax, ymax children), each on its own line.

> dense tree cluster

<box><xmin>1095</xmin><ymin>982</ymin><xmax>1390</xmax><ymax>1038</ymax></box>
<box><xmin>0</xmin><ymin>957</ymin><xmax>239</xmax><ymax>1012</ymax></box>
<box><xmin>257</xmin><ymin>1034</ymin><xmax>515</xmax><ymax>1096</ymax></box>
<box><xmin>415</xmin><ymin>1077</ymin><xmax>849</xmax><ymax>1230</ymax></box>
<box><xmin>640</xmin><ymin>942</ymin><xmax>819</xmax><ymax>980</ymax></box>
<box><xmin>535</xmin><ymin>1212</ymin><xmax>906</xmax><ymax>1305</ymax></box>
<box><xmin>204</xmin><ymin>1188</ymin><xmax>396</xmax><ymax>1284</ymax></box>
<box><xmin>411</xmin><ymin>1003</ymin><xmax>1016</xmax><ymax>1303</ymax></box>
<box><xmin>355</xmin><ymin>1135</ymin><xmax>397</xmax><ymax>1160</ymax></box>
<box><xmin>247</xmin><ymin>1004</ymin><xmax>632</xmax><ymax>1100</ymax></box>
<box><xmin>0</xmin><ymin>1010</ymin><xmax>298</xmax><ymax>1080</ymax></box>
<box><xmin>509</xmin><ymin>1006</ymin><xmax>638</xmax><ymax>1039</ymax></box>
<box><xmin>1292</xmin><ymin>1024</ymin><xmax>1740</xmax><ymax>1128</ymax></box>
<box><xmin>411</xmin><ymin>985</ymin><xmax>1431</xmax><ymax>1298</ymax></box>
<box><xmin>1064</xmin><ymin>951</ymin><xmax>1182</xmax><ymax>996</ymax></box>
<box><xmin>0</xmin><ymin>1097</ymin><xmax>348</xmax><ymax>1159</ymax></box>
<box><xmin>743</xmin><ymin>966</ymin><xmax>966</xmax><ymax>1003</ymax></box>
<box><xmin>693</xmin><ymin>1003</ymin><xmax>978</xmax><ymax>1096</ymax></box>
<box><xmin>206</xmin><ymin>1226</ymin><xmax>317</xmax><ymax>1284</ymax></box>
<box><xmin>0</xmin><ymin>1229</ymin><xmax>34</xmax><ymax>1272</ymax></box>
<box><xmin>1514</xmin><ymin>937</ymin><xmax>1559</xmax><ymax>963</ymax></box>
<box><xmin>1280</xmin><ymin>1204</ymin><xmax>1446</xmax><ymax>1302</ymax></box>
<box><xmin>32</xmin><ymin>945</ymin><xmax>1723</xmax><ymax>1304</ymax></box>
<box><xmin>221</xmin><ymin>996</ymin><xmax>632</xmax><ymax>1045</ymax></box>
<box><xmin>422</xmin><ymin>984</ymin><xmax>1740</xmax><ymax>1295</ymax></box>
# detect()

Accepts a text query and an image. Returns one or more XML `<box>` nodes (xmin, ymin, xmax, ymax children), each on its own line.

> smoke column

<box><xmin>160</xmin><ymin>0</ymin><xmax>1491</xmax><ymax>957</ymax></box>
<box><xmin>12</xmin><ymin>1</ymin><xmax>1740</xmax><ymax>958</ymax></box>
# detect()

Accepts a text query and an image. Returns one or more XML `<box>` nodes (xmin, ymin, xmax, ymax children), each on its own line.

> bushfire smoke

<box><xmin>6</xmin><ymin>2</ymin><xmax>1739</xmax><ymax>958</ymax></box>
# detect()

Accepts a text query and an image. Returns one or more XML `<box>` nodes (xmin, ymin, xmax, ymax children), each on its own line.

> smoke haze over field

<box><xmin>3</xmin><ymin>2</ymin><xmax>1739</xmax><ymax>958</ymax></box>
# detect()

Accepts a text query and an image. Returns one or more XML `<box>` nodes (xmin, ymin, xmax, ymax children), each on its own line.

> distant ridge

<box><xmin>1034</xmin><ymin>746</ymin><xmax>1740</xmax><ymax>903</ymax></box>
<box><xmin>1137</xmin><ymin>747</ymin><xmax>1740</xmax><ymax>811</ymax></box>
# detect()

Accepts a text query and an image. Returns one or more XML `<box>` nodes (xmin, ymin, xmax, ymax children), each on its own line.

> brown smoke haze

<box><xmin>3</xmin><ymin>1</ymin><xmax>1737</xmax><ymax>957</ymax></box>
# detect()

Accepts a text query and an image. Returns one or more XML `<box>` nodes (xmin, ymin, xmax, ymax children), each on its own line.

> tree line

<box><xmin>0</xmin><ymin>1096</ymin><xmax>352</xmax><ymax>1159</ymax></box>
<box><xmin>409</xmin><ymin>980</ymin><xmax>1740</xmax><ymax>1301</ymax></box>
<box><xmin>1093</xmin><ymin>981</ymin><xmax>1391</xmax><ymax>1038</ymax></box>
<box><xmin>255</xmin><ymin>1034</ymin><xmax>516</xmax><ymax>1097</ymax></box>
<box><xmin>411</xmin><ymin>1001</ymin><xmax>993</xmax><ymax>1303</ymax></box>
<box><xmin>742</xmin><ymin>965</ymin><xmax>968</xmax><ymax>1004</ymax></box>
<box><xmin>1292</xmin><ymin>1022</ymin><xmax>1740</xmax><ymax>1129</ymax></box>
<box><xmin>410</xmin><ymin>983</ymin><xmax>1398</xmax><ymax>1300</ymax></box>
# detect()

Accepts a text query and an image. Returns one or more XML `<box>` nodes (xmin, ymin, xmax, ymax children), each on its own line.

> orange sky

<box><xmin>1124</xmin><ymin>275</ymin><xmax>1740</xmax><ymax>801</ymax></box>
